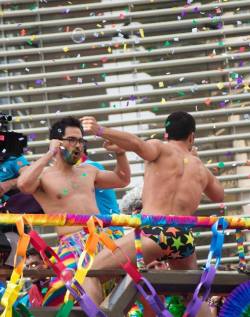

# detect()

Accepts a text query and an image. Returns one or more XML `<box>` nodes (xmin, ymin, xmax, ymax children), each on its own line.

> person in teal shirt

<box><xmin>0</xmin><ymin>155</ymin><xmax>29</xmax><ymax>202</ymax></box>
<box><xmin>84</xmin><ymin>159</ymin><xmax>124</xmax><ymax>239</ymax></box>
<box><xmin>0</xmin><ymin>155</ymin><xmax>30</xmax><ymax>266</ymax></box>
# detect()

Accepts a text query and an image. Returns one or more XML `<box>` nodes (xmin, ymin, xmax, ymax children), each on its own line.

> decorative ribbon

<box><xmin>64</xmin><ymin>217</ymin><xmax>103</xmax><ymax>303</ymax></box>
<box><xmin>97</xmin><ymin>230</ymin><xmax>173</xmax><ymax>317</ymax></box>
<box><xmin>73</xmin><ymin>217</ymin><xmax>103</xmax><ymax>286</ymax></box>
<box><xmin>1</xmin><ymin>214</ymin><xmax>248</xmax><ymax>317</ymax></box>
<box><xmin>183</xmin><ymin>266</ymin><xmax>216</xmax><ymax>317</ymax></box>
<box><xmin>205</xmin><ymin>218</ymin><xmax>228</xmax><ymax>269</ymax></box>
<box><xmin>13</xmin><ymin>303</ymin><xmax>34</xmax><ymax>317</ymax></box>
<box><xmin>235</xmin><ymin>229</ymin><xmax>247</xmax><ymax>272</ymax></box>
<box><xmin>29</xmin><ymin>224</ymin><xmax>105</xmax><ymax>317</ymax></box>
<box><xmin>55</xmin><ymin>300</ymin><xmax>74</xmax><ymax>317</ymax></box>
<box><xmin>183</xmin><ymin>218</ymin><xmax>228</xmax><ymax>317</ymax></box>
<box><xmin>133</xmin><ymin>215</ymin><xmax>146</xmax><ymax>270</ymax></box>
<box><xmin>65</xmin><ymin>279</ymin><xmax>106</xmax><ymax>317</ymax></box>
<box><xmin>1</xmin><ymin>217</ymin><xmax>30</xmax><ymax>317</ymax></box>
<box><xmin>0</xmin><ymin>214</ymin><xmax>249</xmax><ymax>230</ymax></box>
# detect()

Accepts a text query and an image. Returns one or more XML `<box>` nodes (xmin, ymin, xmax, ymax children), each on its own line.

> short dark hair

<box><xmin>26</xmin><ymin>247</ymin><xmax>41</xmax><ymax>258</ymax></box>
<box><xmin>49</xmin><ymin>117</ymin><xmax>84</xmax><ymax>140</ymax></box>
<box><xmin>165</xmin><ymin>111</ymin><xmax>196</xmax><ymax>141</ymax></box>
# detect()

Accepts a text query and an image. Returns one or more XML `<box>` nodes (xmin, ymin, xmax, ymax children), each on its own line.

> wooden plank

<box><xmin>101</xmin><ymin>271</ymin><xmax>250</xmax><ymax>315</ymax></box>
<box><xmin>0</xmin><ymin>268</ymin><xmax>249</xmax><ymax>293</ymax></box>
<box><xmin>21</xmin><ymin>307</ymin><xmax>87</xmax><ymax>317</ymax></box>
<box><xmin>101</xmin><ymin>275</ymin><xmax>138</xmax><ymax>317</ymax></box>
<box><xmin>144</xmin><ymin>270</ymin><xmax>250</xmax><ymax>293</ymax></box>
<box><xmin>0</xmin><ymin>268</ymin><xmax>126</xmax><ymax>279</ymax></box>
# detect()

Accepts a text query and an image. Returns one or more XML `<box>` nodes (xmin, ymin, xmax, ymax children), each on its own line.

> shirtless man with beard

<box><xmin>80</xmin><ymin>111</ymin><xmax>224</xmax><ymax>317</ymax></box>
<box><xmin>18</xmin><ymin>116</ymin><xmax>130</xmax><ymax>236</ymax></box>
<box><xmin>18</xmin><ymin>116</ymin><xmax>130</xmax><ymax>306</ymax></box>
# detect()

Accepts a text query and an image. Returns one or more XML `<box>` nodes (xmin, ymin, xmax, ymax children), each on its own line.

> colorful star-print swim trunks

<box><xmin>141</xmin><ymin>226</ymin><xmax>195</xmax><ymax>260</ymax></box>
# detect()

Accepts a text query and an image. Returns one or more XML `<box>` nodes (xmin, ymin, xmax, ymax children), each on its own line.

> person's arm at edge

<box><xmin>0</xmin><ymin>158</ymin><xmax>29</xmax><ymax>196</ymax></box>
<box><xmin>80</xmin><ymin>116</ymin><xmax>161</xmax><ymax>161</ymax></box>
<box><xmin>0</xmin><ymin>178</ymin><xmax>18</xmax><ymax>196</ymax></box>
<box><xmin>204</xmin><ymin>168</ymin><xmax>224</xmax><ymax>203</ymax></box>
<box><xmin>95</xmin><ymin>150</ymin><xmax>130</xmax><ymax>189</ymax></box>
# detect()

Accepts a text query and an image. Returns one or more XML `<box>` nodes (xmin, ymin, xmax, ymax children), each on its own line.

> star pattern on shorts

<box><xmin>172</xmin><ymin>236</ymin><xmax>184</xmax><ymax>250</ymax></box>
<box><xmin>159</xmin><ymin>231</ymin><xmax>167</xmax><ymax>244</ymax></box>
<box><xmin>163</xmin><ymin>246</ymin><xmax>174</xmax><ymax>257</ymax></box>
<box><xmin>170</xmin><ymin>251</ymin><xmax>182</xmax><ymax>259</ymax></box>
<box><xmin>184</xmin><ymin>233</ymin><xmax>194</xmax><ymax>245</ymax></box>
<box><xmin>166</xmin><ymin>227</ymin><xmax>180</xmax><ymax>237</ymax></box>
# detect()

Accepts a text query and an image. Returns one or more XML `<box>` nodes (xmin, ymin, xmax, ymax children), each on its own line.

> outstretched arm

<box><xmin>18</xmin><ymin>140</ymin><xmax>61</xmax><ymax>194</ymax></box>
<box><xmin>94</xmin><ymin>141</ymin><xmax>130</xmax><ymax>189</ymax></box>
<box><xmin>80</xmin><ymin>116</ymin><xmax>161</xmax><ymax>161</ymax></box>
<box><xmin>0</xmin><ymin>164</ymin><xmax>28</xmax><ymax>197</ymax></box>
<box><xmin>204</xmin><ymin>168</ymin><xmax>224</xmax><ymax>203</ymax></box>
<box><xmin>0</xmin><ymin>178</ymin><xmax>18</xmax><ymax>197</ymax></box>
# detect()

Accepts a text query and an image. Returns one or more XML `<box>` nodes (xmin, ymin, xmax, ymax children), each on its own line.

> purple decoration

<box><xmin>35</xmin><ymin>79</ymin><xmax>43</xmax><ymax>85</ymax></box>
<box><xmin>66</xmin><ymin>279</ymin><xmax>107</xmax><ymax>317</ymax></box>
<box><xmin>28</xmin><ymin>133</ymin><xmax>36</xmax><ymax>141</ymax></box>
<box><xmin>225</xmin><ymin>151</ymin><xmax>233</xmax><ymax>158</ymax></box>
<box><xmin>184</xmin><ymin>266</ymin><xmax>216</xmax><ymax>317</ymax></box>
<box><xmin>237</xmin><ymin>77</ymin><xmax>243</xmax><ymax>84</ymax></box>
<box><xmin>129</xmin><ymin>95</ymin><xmax>137</xmax><ymax>101</ymax></box>
<box><xmin>136</xmin><ymin>277</ymin><xmax>173</xmax><ymax>317</ymax></box>
<box><xmin>193</xmin><ymin>7</ymin><xmax>200</xmax><ymax>14</ymax></box>
<box><xmin>217</xmin><ymin>22</ymin><xmax>223</xmax><ymax>29</ymax></box>
<box><xmin>181</xmin><ymin>10</ymin><xmax>187</xmax><ymax>18</ymax></box>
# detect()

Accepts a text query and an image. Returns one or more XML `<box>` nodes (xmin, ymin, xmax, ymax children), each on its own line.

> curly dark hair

<box><xmin>49</xmin><ymin>117</ymin><xmax>84</xmax><ymax>140</ymax></box>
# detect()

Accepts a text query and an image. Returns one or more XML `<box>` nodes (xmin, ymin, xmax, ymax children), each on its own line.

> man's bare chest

<box><xmin>41</xmin><ymin>170</ymin><xmax>95</xmax><ymax>199</ymax></box>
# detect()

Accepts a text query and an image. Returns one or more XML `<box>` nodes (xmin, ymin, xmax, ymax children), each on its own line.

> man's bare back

<box><xmin>81</xmin><ymin>114</ymin><xmax>223</xmax><ymax>217</ymax></box>
<box><xmin>142</xmin><ymin>140</ymin><xmax>208</xmax><ymax>216</ymax></box>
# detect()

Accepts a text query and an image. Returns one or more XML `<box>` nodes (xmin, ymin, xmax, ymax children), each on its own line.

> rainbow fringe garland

<box><xmin>0</xmin><ymin>213</ymin><xmax>249</xmax><ymax>229</ymax></box>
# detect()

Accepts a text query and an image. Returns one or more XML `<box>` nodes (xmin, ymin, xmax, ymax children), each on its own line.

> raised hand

<box><xmin>80</xmin><ymin>116</ymin><xmax>102</xmax><ymax>136</ymax></box>
<box><xmin>49</xmin><ymin>139</ymin><xmax>62</xmax><ymax>156</ymax></box>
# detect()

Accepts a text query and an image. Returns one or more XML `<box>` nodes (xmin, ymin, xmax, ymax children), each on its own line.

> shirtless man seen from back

<box><xmin>81</xmin><ymin>111</ymin><xmax>224</xmax><ymax>317</ymax></box>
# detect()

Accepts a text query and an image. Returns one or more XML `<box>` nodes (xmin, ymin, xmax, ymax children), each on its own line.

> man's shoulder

<box><xmin>143</xmin><ymin>139</ymin><xmax>169</xmax><ymax>161</ymax></box>
<box><xmin>145</xmin><ymin>138</ymin><xmax>166</xmax><ymax>151</ymax></box>
<box><xmin>159</xmin><ymin>141</ymin><xmax>174</xmax><ymax>154</ymax></box>
<box><xmin>146</xmin><ymin>138</ymin><xmax>162</xmax><ymax>145</ymax></box>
